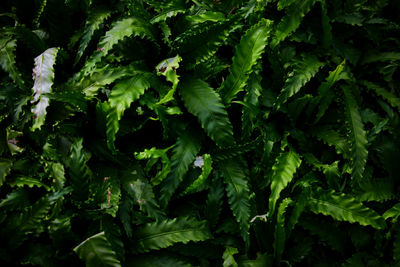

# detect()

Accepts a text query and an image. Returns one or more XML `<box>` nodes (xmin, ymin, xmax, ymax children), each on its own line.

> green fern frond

<box><xmin>9</xmin><ymin>177</ymin><xmax>50</xmax><ymax>191</ymax></box>
<box><xmin>287</xmin><ymin>191</ymin><xmax>308</xmax><ymax>233</ymax></box>
<box><xmin>159</xmin><ymin>131</ymin><xmax>201</xmax><ymax>207</ymax></box>
<box><xmin>151</xmin><ymin>8</ymin><xmax>185</xmax><ymax>24</ymax></box>
<box><xmin>0</xmin><ymin>36</ymin><xmax>24</xmax><ymax>88</ymax></box>
<box><xmin>308</xmin><ymin>188</ymin><xmax>386</xmax><ymax>229</ymax></box>
<box><xmin>219</xmin><ymin>158</ymin><xmax>251</xmax><ymax>243</ymax></box>
<box><xmin>277</xmin><ymin>0</ymin><xmax>297</xmax><ymax>10</ymax></box>
<box><xmin>75</xmin><ymin>7</ymin><xmax>112</xmax><ymax>64</ymax></box>
<box><xmin>241</xmin><ymin>71</ymin><xmax>262</xmax><ymax>139</ymax></box>
<box><xmin>223</xmin><ymin>246</ymin><xmax>239</xmax><ymax>267</ymax></box>
<box><xmin>80</xmin><ymin>17</ymin><xmax>156</xmax><ymax>76</ymax></box>
<box><xmin>213</xmin><ymin>137</ymin><xmax>261</xmax><ymax>163</ymax></box>
<box><xmin>180</xmin><ymin>77</ymin><xmax>235</xmax><ymax>148</ymax></box>
<box><xmin>78</xmin><ymin>64</ymin><xmax>138</xmax><ymax>98</ymax></box>
<box><xmin>102</xmin><ymin>216</ymin><xmax>125</xmax><ymax>262</ymax></box>
<box><xmin>275</xmin><ymin>54</ymin><xmax>324</xmax><ymax>110</ymax></box>
<box><xmin>0</xmin><ymin>188</ymin><xmax>30</xmax><ymax>210</ymax></box>
<box><xmin>74</xmin><ymin>232</ymin><xmax>121</xmax><ymax>267</ymax></box>
<box><xmin>19</xmin><ymin>197</ymin><xmax>51</xmax><ymax>235</ymax></box>
<box><xmin>204</xmin><ymin>178</ymin><xmax>225</xmax><ymax>227</ymax></box>
<box><xmin>135</xmin><ymin>146</ymin><xmax>173</xmax><ymax>186</ymax></box>
<box><xmin>106</xmin><ymin>73</ymin><xmax>151</xmax><ymax>151</ymax></box>
<box><xmin>156</xmin><ymin>55</ymin><xmax>182</xmax><ymax>104</ymax></box>
<box><xmin>361</xmin><ymin>81</ymin><xmax>400</xmax><ymax>113</ymax></box>
<box><xmin>274</xmin><ymin>198</ymin><xmax>293</xmax><ymax>263</ymax></box>
<box><xmin>361</xmin><ymin>52</ymin><xmax>400</xmax><ymax>64</ymax></box>
<box><xmin>183</xmin><ymin>154</ymin><xmax>213</xmax><ymax>195</ymax></box>
<box><xmin>310</xmin><ymin>125</ymin><xmax>349</xmax><ymax>156</ymax></box>
<box><xmin>177</xmin><ymin>21</ymin><xmax>238</xmax><ymax>69</ymax></box>
<box><xmin>68</xmin><ymin>139</ymin><xmax>91</xmax><ymax>201</ymax></box>
<box><xmin>219</xmin><ymin>19</ymin><xmax>273</xmax><ymax>105</ymax></box>
<box><xmin>269</xmin><ymin>151</ymin><xmax>302</xmax><ymax>216</ymax></box>
<box><xmin>132</xmin><ymin>217</ymin><xmax>212</xmax><ymax>253</ymax></box>
<box><xmin>123</xmin><ymin>176</ymin><xmax>166</xmax><ymax>221</ymax></box>
<box><xmin>320</xmin><ymin>0</ymin><xmax>332</xmax><ymax>49</ymax></box>
<box><xmin>343</xmin><ymin>85</ymin><xmax>368</xmax><ymax>182</ymax></box>
<box><xmin>270</xmin><ymin>0</ymin><xmax>318</xmax><ymax>48</ymax></box>
<box><xmin>185</xmin><ymin>11</ymin><xmax>226</xmax><ymax>23</ymax></box>
<box><xmin>314</xmin><ymin>60</ymin><xmax>346</xmax><ymax>123</ymax></box>
<box><xmin>383</xmin><ymin>203</ymin><xmax>400</xmax><ymax>221</ymax></box>
<box><xmin>356</xmin><ymin>178</ymin><xmax>395</xmax><ymax>203</ymax></box>
<box><xmin>0</xmin><ymin>159</ymin><xmax>12</xmax><ymax>187</ymax></box>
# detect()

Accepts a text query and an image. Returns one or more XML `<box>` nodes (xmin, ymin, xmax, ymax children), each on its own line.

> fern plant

<box><xmin>1</xmin><ymin>0</ymin><xmax>400</xmax><ymax>266</ymax></box>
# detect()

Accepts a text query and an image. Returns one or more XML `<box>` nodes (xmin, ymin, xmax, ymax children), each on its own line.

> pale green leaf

<box><xmin>31</xmin><ymin>47</ymin><xmax>59</xmax><ymax>131</ymax></box>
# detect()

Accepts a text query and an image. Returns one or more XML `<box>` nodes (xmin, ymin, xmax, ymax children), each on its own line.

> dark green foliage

<box><xmin>1</xmin><ymin>0</ymin><xmax>400</xmax><ymax>265</ymax></box>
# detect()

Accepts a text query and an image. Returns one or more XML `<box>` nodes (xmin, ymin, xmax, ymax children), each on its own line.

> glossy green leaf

<box><xmin>132</xmin><ymin>217</ymin><xmax>212</xmax><ymax>253</ymax></box>
<box><xmin>180</xmin><ymin>77</ymin><xmax>234</xmax><ymax>148</ymax></box>
<box><xmin>73</xmin><ymin>232</ymin><xmax>121</xmax><ymax>267</ymax></box>
<box><xmin>308</xmin><ymin>188</ymin><xmax>386</xmax><ymax>229</ymax></box>
<box><xmin>219</xmin><ymin>19</ymin><xmax>273</xmax><ymax>105</ymax></box>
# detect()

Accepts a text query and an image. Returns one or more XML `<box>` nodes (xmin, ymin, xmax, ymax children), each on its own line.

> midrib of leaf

<box><xmin>309</xmin><ymin>197</ymin><xmax>376</xmax><ymax>222</ymax></box>
<box><xmin>229</xmin><ymin>28</ymin><xmax>264</xmax><ymax>96</ymax></box>
<box><xmin>136</xmin><ymin>227</ymin><xmax>207</xmax><ymax>242</ymax></box>
<box><xmin>88</xmin><ymin>239</ymin><xmax>104</xmax><ymax>264</ymax></box>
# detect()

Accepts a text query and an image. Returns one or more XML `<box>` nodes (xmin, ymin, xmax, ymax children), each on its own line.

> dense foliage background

<box><xmin>1</xmin><ymin>0</ymin><xmax>400</xmax><ymax>266</ymax></box>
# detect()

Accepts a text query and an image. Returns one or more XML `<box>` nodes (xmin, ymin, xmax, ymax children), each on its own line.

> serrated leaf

<box><xmin>132</xmin><ymin>217</ymin><xmax>212</xmax><ymax>253</ymax></box>
<box><xmin>74</xmin><ymin>232</ymin><xmax>121</xmax><ymax>267</ymax></box>
<box><xmin>277</xmin><ymin>0</ymin><xmax>297</xmax><ymax>10</ymax></box>
<box><xmin>223</xmin><ymin>246</ymin><xmax>239</xmax><ymax>267</ymax></box>
<box><xmin>271</xmin><ymin>0</ymin><xmax>318</xmax><ymax>48</ymax></box>
<box><xmin>123</xmin><ymin>174</ymin><xmax>166</xmax><ymax>221</ymax></box>
<box><xmin>274</xmin><ymin>198</ymin><xmax>293</xmax><ymax>263</ymax></box>
<box><xmin>80</xmin><ymin>17</ymin><xmax>155</xmax><ymax>76</ymax></box>
<box><xmin>220</xmin><ymin>158</ymin><xmax>251</xmax><ymax>243</ymax></box>
<box><xmin>314</xmin><ymin>60</ymin><xmax>346</xmax><ymax>123</ymax></box>
<box><xmin>75</xmin><ymin>7</ymin><xmax>111</xmax><ymax>63</ymax></box>
<box><xmin>361</xmin><ymin>81</ymin><xmax>400</xmax><ymax>113</ymax></box>
<box><xmin>383</xmin><ymin>203</ymin><xmax>400</xmax><ymax>221</ymax></box>
<box><xmin>106</xmin><ymin>74</ymin><xmax>151</xmax><ymax>151</ymax></box>
<box><xmin>308</xmin><ymin>188</ymin><xmax>386</xmax><ymax>229</ymax></box>
<box><xmin>156</xmin><ymin>55</ymin><xmax>182</xmax><ymax>104</ymax></box>
<box><xmin>0</xmin><ymin>188</ymin><xmax>30</xmax><ymax>209</ymax></box>
<box><xmin>361</xmin><ymin>52</ymin><xmax>400</xmax><ymax>64</ymax></box>
<box><xmin>159</xmin><ymin>131</ymin><xmax>201</xmax><ymax>207</ymax></box>
<box><xmin>69</xmin><ymin>139</ymin><xmax>91</xmax><ymax>201</ymax></box>
<box><xmin>183</xmin><ymin>154</ymin><xmax>212</xmax><ymax>195</ymax></box>
<box><xmin>269</xmin><ymin>151</ymin><xmax>301</xmax><ymax>216</ymax></box>
<box><xmin>275</xmin><ymin>54</ymin><xmax>324</xmax><ymax>110</ymax></box>
<box><xmin>180</xmin><ymin>77</ymin><xmax>234</xmax><ymax>148</ymax></box>
<box><xmin>0</xmin><ymin>159</ymin><xmax>12</xmax><ymax>186</ymax></box>
<box><xmin>31</xmin><ymin>47</ymin><xmax>59</xmax><ymax>131</ymax></box>
<box><xmin>343</xmin><ymin>86</ymin><xmax>368</xmax><ymax>181</ymax></box>
<box><xmin>219</xmin><ymin>19</ymin><xmax>273</xmax><ymax>105</ymax></box>
<box><xmin>204</xmin><ymin>178</ymin><xmax>224</xmax><ymax>227</ymax></box>
<box><xmin>0</xmin><ymin>36</ymin><xmax>24</xmax><ymax>88</ymax></box>
<box><xmin>186</xmin><ymin>11</ymin><xmax>226</xmax><ymax>23</ymax></box>
<box><xmin>9</xmin><ymin>177</ymin><xmax>50</xmax><ymax>191</ymax></box>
